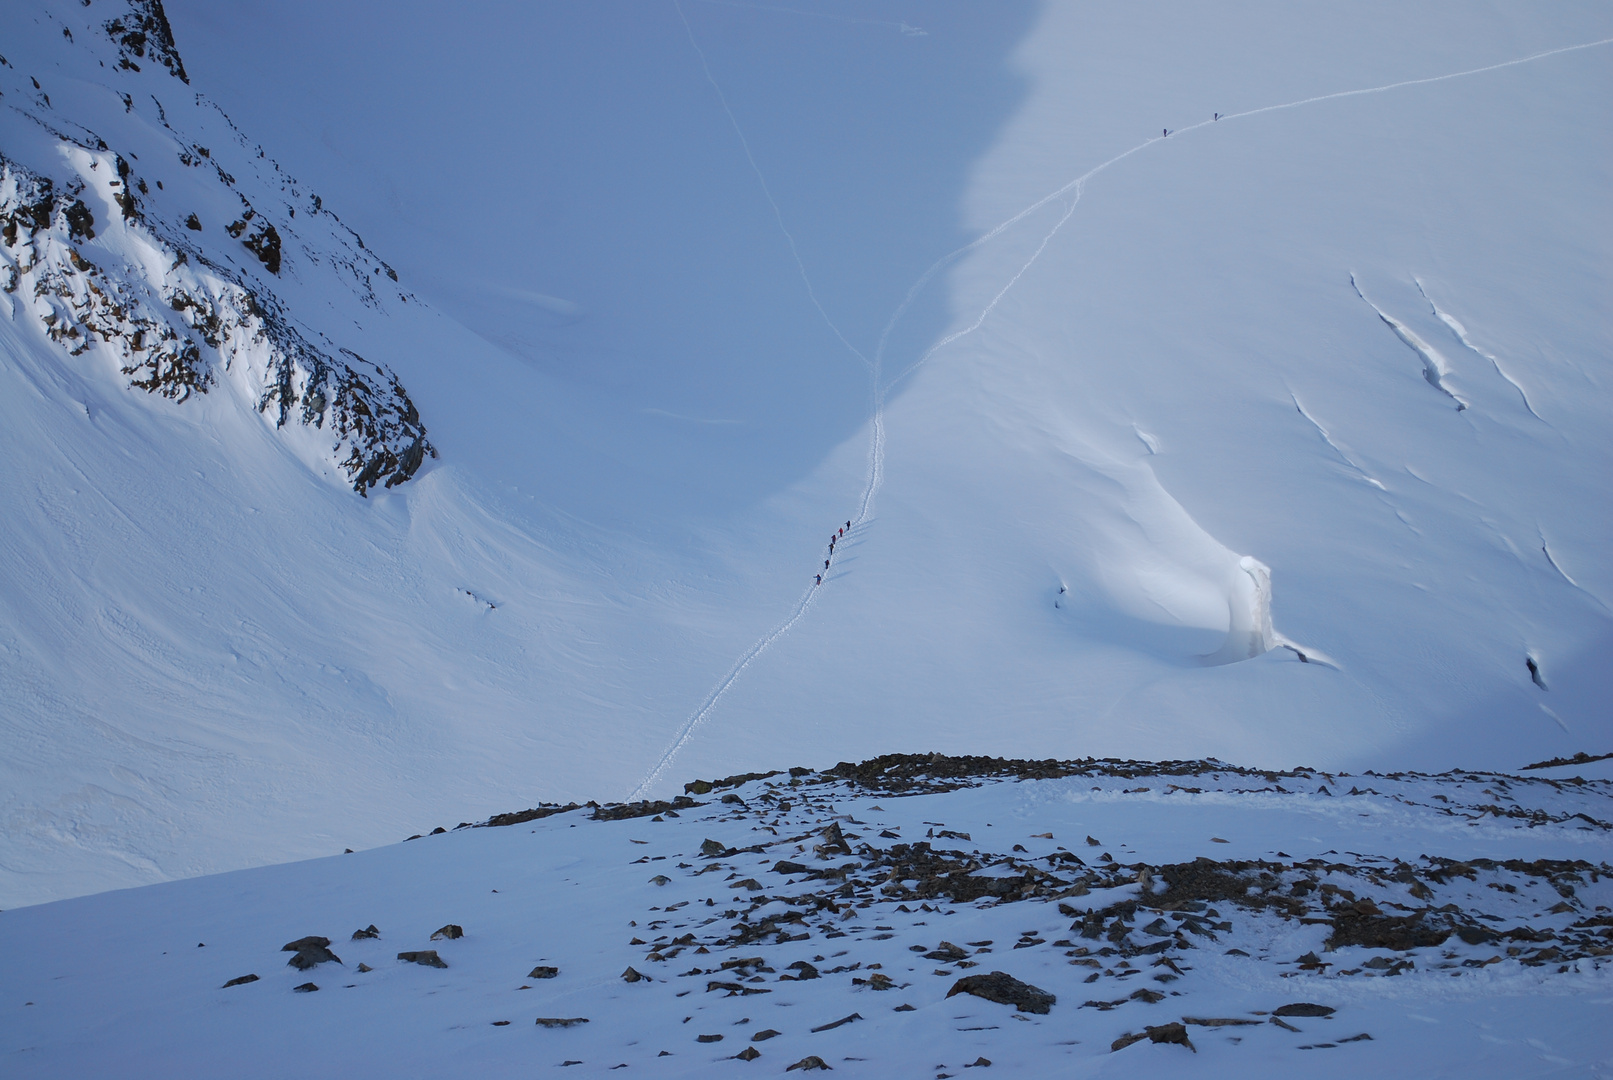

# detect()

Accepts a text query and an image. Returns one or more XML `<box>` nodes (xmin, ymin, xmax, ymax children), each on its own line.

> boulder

<box><xmin>397</xmin><ymin>950</ymin><xmax>448</xmax><ymax>968</ymax></box>
<box><xmin>946</xmin><ymin>971</ymin><xmax>1056</xmax><ymax>1014</ymax></box>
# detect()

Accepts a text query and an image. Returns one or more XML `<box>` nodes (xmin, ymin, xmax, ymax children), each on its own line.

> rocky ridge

<box><xmin>0</xmin><ymin>1</ymin><xmax>433</xmax><ymax>494</ymax></box>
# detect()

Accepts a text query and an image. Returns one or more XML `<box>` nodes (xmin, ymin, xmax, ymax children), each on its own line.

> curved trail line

<box><xmin>629</xmin><ymin>27</ymin><xmax>1613</xmax><ymax>798</ymax></box>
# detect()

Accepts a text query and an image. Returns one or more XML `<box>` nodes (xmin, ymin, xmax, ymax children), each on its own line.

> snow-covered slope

<box><xmin>3</xmin><ymin>755</ymin><xmax>1610</xmax><ymax>1077</ymax></box>
<box><xmin>2</xmin><ymin>1</ymin><xmax>1611</xmax><ymax>909</ymax></box>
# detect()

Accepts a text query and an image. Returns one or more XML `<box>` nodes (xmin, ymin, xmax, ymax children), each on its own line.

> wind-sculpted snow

<box><xmin>0</xmin><ymin>3</ymin><xmax>433</xmax><ymax>494</ymax></box>
<box><xmin>3</xmin><ymin>754</ymin><xmax>1610</xmax><ymax>1077</ymax></box>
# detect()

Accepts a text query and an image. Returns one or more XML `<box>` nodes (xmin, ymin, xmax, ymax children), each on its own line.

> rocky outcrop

<box><xmin>0</xmin><ymin>150</ymin><xmax>434</xmax><ymax>495</ymax></box>
<box><xmin>101</xmin><ymin>1</ymin><xmax>189</xmax><ymax>83</ymax></box>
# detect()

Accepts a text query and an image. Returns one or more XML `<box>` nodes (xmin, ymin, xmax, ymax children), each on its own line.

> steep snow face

<box><xmin>2</xmin><ymin>1</ymin><xmax>1611</xmax><ymax>910</ymax></box>
<box><xmin>614</xmin><ymin>2</ymin><xmax>1613</xmax><ymax>789</ymax></box>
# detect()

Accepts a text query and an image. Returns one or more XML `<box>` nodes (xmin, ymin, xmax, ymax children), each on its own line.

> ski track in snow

<box><xmin>630</xmin><ymin>26</ymin><xmax>1613</xmax><ymax>797</ymax></box>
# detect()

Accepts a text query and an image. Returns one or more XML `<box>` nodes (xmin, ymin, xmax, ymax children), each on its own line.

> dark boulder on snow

<box><xmin>287</xmin><ymin>944</ymin><xmax>342</xmax><ymax>970</ymax></box>
<box><xmin>700</xmin><ymin>839</ymin><xmax>728</xmax><ymax>857</ymax></box>
<box><xmin>621</xmin><ymin>966</ymin><xmax>647</xmax><ymax>982</ymax></box>
<box><xmin>221</xmin><ymin>974</ymin><xmax>258</xmax><ymax>988</ymax></box>
<box><xmin>293</xmin><ymin>982</ymin><xmax>319</xmax><ymax>993</ymax></box>
<box><xmin>1111</xmin><ymin>1022</ymin><xmax>1195</xmax><ymax>1052</ymax></box>
<box><xmin>536</xmin><ymin>1017</ymin><xmax>589</xmax><ymax>1028</ymax></box>
<box><xmin>946</xmin><ymin>971</ymin><xmax>1056</xmax><ymax>1014</ymax></box>
<box><xmin>1273</xmin><ymin>1002</ymin><xmax>1335</xmax><ymax>1018</ymax></box>
<box><xmin>430</xmin><ymin>924</ymin><xmax>463</xmax><ymax>941</ymax></box>
<box><xmin>785</xmin><ymin>1057</ymin><xmax>832</xmax><ymax>1072</ymax></box>
<box><xmin>281</xmin><ymin>936</ymin><xmax>331</xmax><ymax>952</ymax></box>
<box><xmin>351</xmin><ymin>925</ymin><xmax>380</xmax><ymax>940</ymax></box>
<box><xmin>397</xmin><ymin>950</ymin><xmax>447</xmax><ymax>968</ymax></box>
<box><xmin>528</xmin><ymin>966</ymin><xmax>559</xmax><ymax>979</ymax></box>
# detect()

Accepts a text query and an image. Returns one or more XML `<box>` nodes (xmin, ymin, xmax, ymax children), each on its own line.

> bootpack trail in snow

<box><xmin>628</xmin><ymin>19</ymin><xmax>1613</xmax><ymax>800</ymax></box>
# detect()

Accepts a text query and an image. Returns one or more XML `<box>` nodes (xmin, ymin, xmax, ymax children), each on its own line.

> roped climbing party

<box><xmin>815</xmin><ymin>520</ymin><xmax>855</xmax><ymax>585</ymax></box>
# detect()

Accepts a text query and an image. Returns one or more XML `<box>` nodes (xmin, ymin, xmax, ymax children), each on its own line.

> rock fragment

<box><xmin>1111</xmin><ymin>1022</ymin><xmax>1195</xmax><ymax>1052</ymax></box>
<box><xmin>946</xmin><ymin>971</ymin><xmax>1056</xmax><ymax>1014</ymax></box>
<box><xmin>734</xmin><ymin>1046</ymin><xmax>761</xmax><ymax>1061</ymax></box>
<box><xmin>221</xmin><ymin>974</ymin><xmax>258</xmax><ymax>988</ymax></box>
<box><xmin>430</xmin><ymin>924</ymin><xmax>463</xmax><ymax>941</ymax></box>
<box><xmin>622</xmin><ymin>966</ymin><xmax>647</xmax><ymax>982</ymax></box>
<box><xmin>786</xmin><ymin>1057</ymin><xmax>832</xmax><ymax>1072</ymax></box>
<box><xmin>536</xmin><ymin>1017</ymin><xmax>590</xmax><ymax>1028</ymax></box>
<box><xmin>351</xmin><ymin>925</ymin><xmax>380</xmax><ymax>940</ymax></box>
<box><xmin>1273</xmin><ymin>1003</ymin><xmax>1335</xmax><ymax>1018</ymax></box>
<box><xmin>293</xmin><ymin>982</ymin><xmax>319</xmax><ymax>993</ymax></box>
<box><xmin>528</xmin><ymin>966</ymin><xmax>559</xmax><ymax>979</ymax></box>
<box><xmin>397</xmin><ymin>950</ymin><xmax>448</xmax><ymax>968</ymax></box>
<box><xmin>288</xmin><ymin>943</ymin><xmax>342</xmax><ymax>970</ymax></box>
<box><xmin>809</xmin><ymin>1013</ymin><xmax>862</xmax><ymax>1033</ymax></box>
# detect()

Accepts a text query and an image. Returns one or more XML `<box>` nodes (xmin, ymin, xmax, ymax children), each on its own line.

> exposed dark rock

<box><xmin>102</xmin><ymin>0</ymin><xmax>189</xmax><ymax>82</ymax></box>
<box><xmin>701</xmin><ymin>839</ymin><xmax>728</xmax><ymax>857</ymax></box>
<box><xmin>1327</xmin><ymin>911</ymin><xmax>1449</xmax><ymax>951</ymax></box>
<box><xmin>816</xmin><ymin>823</ymin><xmax>851</xmax><ymax>856</ymax></box>
<box><xmin>293</xmin><ymin>982</ymin><xmax>319</xmax><ymax>993</ymax></box>
<box><xmin>1274</xmin><ymin>1003</ymin><xmax>1335</xmax><ymax>1018</ymax></box>
<box><xmin>241</xmin><ymin>222</ymin><xmax>281</xmax><ymax>275</ymax></box>
<box><xmin>528</xmin><ymin>966</ymin><xmax>559</xmax><ymax>979</ymax></box>
<box><xmin>622</xmin><ymin>967</ymin><xmax>647</xmax><ymax>982</ymax></box>
<box><xmin>1522</xmin><ymin>751</ymin><xmax>1613</xmax><ymax>771</ymax></box>
<box><xmin>355</xmin><ymin>963</ymin><xmax>373</xmax><ymax>973</ymax></box>
<box><xmin>810</xmin><ymin>1013</ymin><xmax>862</xmax><ymax>1033</ymax></box>
<box><xmin>925</xmin><ymin>942</ymin><xmax>970</xmax><ymax>962</ymax></box>
<box><xmin>282</xmin><ymin>936</ymin><xmax>331</xmax><ymax>952</ymax></box>
<box><xmin>536</xmin><ymin>1017</ymin><xmax>589</xmax><ymax>1028</ymax></box>
<box><xmin>786</xmin><ymin>1057</ymin><xmax>832</xmax><ymax>1072</ymax></box>
<box><xmin>1111</xmin><ymin>1022</ymin><xmax>1194</xmax><ymax>1052</ymax></box>
<box><xmin>773</xmin><ymin>861</ymin><xmax>810</xmax><ymax>876</ymax></box>
<box><xmin>590</xmin><ymin>797</ymin><xmax>702</xmax><ymax>822</ymax></box>
<box><xmin>221</xmin><ymin>974</ymin><xmax>258</xmax><ymax>988</ymax></box>
<box><xmin>734</xmin><ymin>1046</ymin><xmax>761</xmax><ymax>1061</ymax></box>
<box><xmin>287</xmin><ymin>944</ymin><xmax>342</xmax><ymax>970</ymax></box>
<box><xmin>784</xmin><ymin>961</ymin><xmax>819</xmax><ymax>980</ymax></box>
<box><xmin>351</xmin><ymin>925</ymin><xmax>380</xmax><ymax>940</ymax></box>
<box><xmin>752</xmin><ymin>1029</ymin><xmax>781</xmax><ymax>1041</ymax></box>
<box><xmin>397</xmin><ymin>950</ymin><xmax>447</xmax><ymax>968</ymax></box>
<box><xmin>697</xmin><ymin>1034</ymin><xmax>723</xmax><ymax>1043</ymax></box>
<box><xmin>430</xmin><ymin>925</ymin><xmax>463</xmax><ymax>941</ymax></box>
<box><xmin>1183</xmin><ymin>1016</ymin><xmax>1261</xmax><ymax>1027</ymax></box>
<box><xmin>483</xmin><ymin>803</ymin><xmax>580</xmax><ymax>828</ymax></box>
<box><xmin>946</xmin><ymin>972</ymin><xmax>1055</xmax><ymax>1014</ymax></box>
